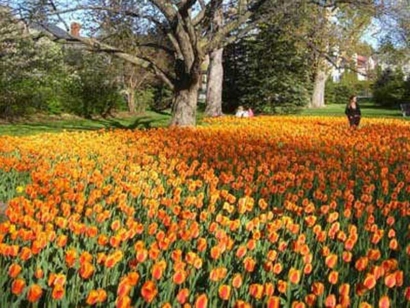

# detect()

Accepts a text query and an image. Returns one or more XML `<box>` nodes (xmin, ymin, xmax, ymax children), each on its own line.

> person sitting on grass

<box><xmin>235</xmin><ymin>106</ymin><xmax>249</xmax><ymax>118</ymax></box>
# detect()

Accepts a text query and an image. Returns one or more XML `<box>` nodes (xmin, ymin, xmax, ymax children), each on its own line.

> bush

<box><xmin>373</xmin><ymin>69</ymin><xmax>406</xmax><ymax>107</ymax></box>
<box><xmin>325</xmin><ymin>81</ymin><xmax>352</xmax><ymax>104</ymax></box>
<box><xmin>326</xmin><ymin>71</ymin><xmax>373</xmax><ymax>105</ymax></box>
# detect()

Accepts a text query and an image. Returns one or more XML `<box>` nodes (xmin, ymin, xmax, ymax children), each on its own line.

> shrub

<box><xmin>373</xmin><ymin>69</ymin><xmax>406</xmax><ymax>107</ymax></box>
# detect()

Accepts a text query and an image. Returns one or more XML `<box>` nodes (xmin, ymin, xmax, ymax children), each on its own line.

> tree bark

<box><xmin>126</xmin><ymin>89</ymin><xmax>137</xmax><ymax>113</ymax></box>
<box><xmin>170</xmin><ymin>81</ymin><xmax>200</xmax><ymax>126</ymax></box>
<box><xmin>204</xmin><ymin>5</ymin><xmax>224</xmax><ymax>117</ymax></box>
<box><xmin>310</xmin><ymin>67</ymin><xmax>328</xmax><ymax>108</ymax></box>
<box><xmin>205</xmin><ymin>47</ymin><xmax>224</xmax><ymax>116</ymax></box>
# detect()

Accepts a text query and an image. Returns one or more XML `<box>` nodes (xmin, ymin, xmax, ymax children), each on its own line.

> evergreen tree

<box><xmin>223</xmin><ymin>24</ymin><xmax>312</xmax><ymax>114</ymax></box>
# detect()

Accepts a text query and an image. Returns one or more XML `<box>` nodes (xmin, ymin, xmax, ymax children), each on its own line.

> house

<box><xmin>355</xmin><ymin>54</ymin><xmax>376</xmax><ymax>81</ymax></box>
<box><xmin>331</xmin><ymin>53</ymin><xmax>376</xmax><ymax>82</ymax></box>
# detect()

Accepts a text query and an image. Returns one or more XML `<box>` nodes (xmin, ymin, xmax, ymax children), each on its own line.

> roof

<box><xmin>29</xmin><ymin>22</ymin><xmax>73</xmax><ymax>40</ymax></box>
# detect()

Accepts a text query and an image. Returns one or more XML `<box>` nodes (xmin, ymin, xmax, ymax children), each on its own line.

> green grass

<box><xmin>299</xmin><ymin>102</ymin><xmax>405</xmax><ymax>118</ymax></box>
<box><xmin>0</xmin><ymin>110</ymin><xmax>174</xmax><ymax>136</ymax></box>
<box><xmin>0</xmin><ymin>102</ymin><xmax>407</xmax><ymax>136</ymax></box>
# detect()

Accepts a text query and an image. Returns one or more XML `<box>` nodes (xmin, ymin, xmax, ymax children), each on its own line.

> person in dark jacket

<box><xmin>345</xmin><ymin>95</ymin><xmax>361</xmax><ymax>128</ymax></box>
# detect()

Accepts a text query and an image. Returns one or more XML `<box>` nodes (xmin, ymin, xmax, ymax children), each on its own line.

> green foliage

<box><xmin>326</xmin><ymin>71</ymin><xmax>373</xmax><ymax>104</ymax></box>
<box><xmin>151</xmin><ymin>85</ymin><xmax>173</xmax><ymax>111</ymax></box>
<box><xmin>373</xmin><ymin>68</ymin><xmax>407</xmax><ymax>107</ymax></box>
<box><xmin>134</xmin><ymin>87</ymin><xmax>155</xmax><ymax>113</ymax></box>
<box><xmin>0</xmin><ymin>30</ymin><xmax>70</xmax><ymax>118</ymax></box>
<box><xmin>62</xmin><ymin>50</ymin><xmax>125</xmax><ymax>118</ymax></box>
<box><xmin>223</xmin><ymin>25</ymin><xmax>312</xmax><ymax>114</ymax></box>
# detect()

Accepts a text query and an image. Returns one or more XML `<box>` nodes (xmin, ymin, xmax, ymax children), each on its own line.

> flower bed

<box><xmin>0</xmin><ymin>116</ymin><xmax>409</xmax><ymax>307</ymax></box>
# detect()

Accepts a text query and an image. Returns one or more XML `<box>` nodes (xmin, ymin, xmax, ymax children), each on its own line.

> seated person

<box><xmin>235</xmin><ymin>106</ymin><xmax>249</xmax><ymax>118</ymax></box>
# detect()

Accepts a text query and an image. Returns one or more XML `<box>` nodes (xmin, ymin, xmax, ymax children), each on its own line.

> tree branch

<box><xmin>38</xmin><ymin>26</ymin><xmax>176</xmax><ymax>89</ymax></box>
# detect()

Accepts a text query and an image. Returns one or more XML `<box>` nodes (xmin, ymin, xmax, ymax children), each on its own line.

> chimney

<box><xmin>70</xmin><ymin>22</ymin><xmax>81</xmax><ymax>37</ymax></box>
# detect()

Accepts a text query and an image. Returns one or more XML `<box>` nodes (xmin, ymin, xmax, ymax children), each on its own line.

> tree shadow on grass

<box><xmin>0</xmin><ymin>113</ymin><xmax>172</xmax><ymax>136</ymax></box>
<box><xmin>92</xmin><ymin>117</ymin><xmax>158</xmax><ymax>130</ymax></box>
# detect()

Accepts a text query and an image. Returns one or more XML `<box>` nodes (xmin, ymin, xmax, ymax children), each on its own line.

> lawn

<box><xmin>0</xmin><ymin>102</ymin><xmax>407</xmax><ymax>136</ymax></box>
<box><xmin>0</xmin><ymin>111</ymin><xmax>173</xmax><ymax>136</ymax></box>
<box><xmin>0</xmin><ymin>116</ymin><xmax>409</xmax><ymax>307</ymax></box>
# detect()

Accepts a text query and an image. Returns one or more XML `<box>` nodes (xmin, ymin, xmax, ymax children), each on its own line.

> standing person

<box><xmin>345</xmin><ymin>95</ymin><xmax>361</xmax><ymax>128</ymax></box>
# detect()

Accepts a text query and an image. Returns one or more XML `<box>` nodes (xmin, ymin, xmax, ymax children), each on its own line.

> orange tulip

<box><xmin>152</xmin><ymin>262</ymin><xmax>165</xmax><ymax>280</ymax></box>
<box><xmin>65</xmin><ymin>249</ymin><xmax>77</xmax><ymax>267</ymax></box>
<box><xmin>34</xmin><ymin>268</ymin><xmax>44</xmax><ymax>279</ymax></box>
<box><xmin>363</xmin><ymin>273</ymin><xmax>377</xmax><ymax>290</ymax></box>
<box><xmin>96</xmin><ymin>289</ymin><xmax>107</xmax><ymax>303</ymax></box>
<box><xmin>218</xmin><ymin>284</ymin><xmax>231</xmax><ymax>301</ymax></box>
<box><xmin>117</xmin><ymin>278</ymin><xmax>132</xmax><ymax>297</ymax></box>
<box><xmin>324</xmin><ymin>294</ymin><xmax>336</xmax><ymax>308</ymax></box>
<box><xmin>116</xmin><ymin>295</ymin><xmax>131</xmax><ymax>308</ymax></box>
<box><xmin>384</xmin><ymin>273</ymin><xmax>396</xmax><ymax>288</ymax></box>
<box><xmin>11</xmin><ymin>278</ymin><xmax>26</xmax><ymax>295</ymax></box>
<box><xmin>173</xmin><ymin>270</ymin><xmax>187</xmax><ymax>285</ymax></box>
<box><xmin>236</xmin><ymin>245</ymin><xmax>247</xmax><ymax>258</ymax></box>
<box><xmin>136</xmin><ymin>248</ymin><xmax>148</xmax><ymax>263</ymax></box>
<box><xmin>389</xmin><ymin>239</ymin><xmax>398</xmax><ymax>250</ymax></box>
<box><xmin>355</xmin><ymin>257</ymin><xmax>368</xmax><ymax>272</ymax></box>
<box><xmin>79</xmin><ymin>261</ymin><xmax>94</xmax><ymax>279</ymax></box>
<box><xmin>197</xmin><ymin>237</ymin><xmax>207</xmax><ymax>252</ymax></box>
<box><xmin>342</xmin><ymin>251</ymin><xmax>352</xmax><ymax>263</ymax></box>
<box><xmin>243</xmin><ymin>257</ymin><xmax>256</xmax><ymax>272</ymax></box>
<box><xmin>339</xmin><ymin>283</ymin><xmax>350</xmax><ymax>297</ymax></box>
<box><xmin>339</xmin><ymin>295</ymin><xmax>350</xmax><ymax>308</ymax></box>
<box><xmin>27</xmin><ymin>284</ymin><xmax>43</xmax><ymax>303</ymax></box>
<box><xmin>328</xmin><ymin>271</ymin><xmax>339</xmax><ymax>285</ymax></box>
<box><xmin>194</xmin><ymin>293</ymin><xmax>208</xmax><ymax>308</ymax></box>
<box><xmin>177</xmin><ymin>288</ymin><xmax>190</xmax><ymax>304</ymax></box>
<box><xmin>264</xmin><ymin>282</ymin><xmax>275</xmax><ymax>297</ymax></box>
<box><xmin>8</xmin><ymin>263</ymin><xmax>22</xmax><ymax>278</ymax></box>
<box><xmin>127</xmin><ymin>271</ymin><xmax>139</xmax><ymax>286</ymax></box>
<box><xmin>249</xmin><ymin>283</ymin><xmax>264</xmax><ymax>300</ymax></box>
<box><xmin>141</xmin><ymin>281</ymin><xmax>158</xmax><ymax>303</ymax></box>
<box><xmin>232</xmin><ymin>273</ymin><xmax>243</xmax><ymax>289</ymax></box>
<box><xmin>325</xmin><ymin>254</ymin><xmax>338</xmax><ymax>269</ymax></box>
<box><xmin>234</xmin><ymin>300</ymin><xmax>252</xmax><ymax>308</ymax></box>
<box><xmin>290</xmin><ymin>301</ymin><xmax>304</xmax><ymax>308</ymax></box>
<box><xmin>404</xmin><ymin>287</ymin><xmax>410</xmax><ymax>301</ymax></box>
<box><xmin>52</xmin><ymin>285</ymin><xmax>65</xmax><ymax>300</ymax></box>
<box><xmin>379</xmin><ymin>295</ymin><xmax>390</xmax><ymax>308</ymax></box>
<box><xmin>267</xmin><ymin>296</ymin><xmax>281</xmax><ymax>308</ymax></box>
<box><xmin>19</xmin><ymin>247</ymin><xmax>32</xmax><ymax>261</ymax></box>
<box><xmin>273</xmin><ymin>263</ymin><xmax>283</xmax><ymax>274</ymax></box>
<box><xmin>395</xmin><ymin>270</ymin><xmax>404</xmax><ymax>287</ymax></box>
<box><xmin>210</xmin><ymin>246</ymin><xmax>221</xmax><ymax>260</ymax></box>
<box><xmin>289</xmin><ymin>267</ymin><xmax>301</xmax><ymax>284</ymax></box>
<box><xmin>304</xmin><ymin>263</ymin><xmax>313</xmax><ymax>275</ymax></box>
<box><xmin>311</xmin><ymin>282</ymin><xmax>324</xmax><ymax>296</ymax></box>
<box><xmin>277</xmin><ymin>280</ymin><xmax>287</xmax><ymax>294</ymax></box>
<box><xmin>56</xmin><ymin>234</ymin><xmax>68</xmax><ymax>247</ymax></box>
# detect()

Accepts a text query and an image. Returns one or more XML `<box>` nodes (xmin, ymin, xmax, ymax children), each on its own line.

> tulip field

<box><xmin>0</xmin><ymin>116</ymin><xmax>409</xmax><ymax>308</ymax></box>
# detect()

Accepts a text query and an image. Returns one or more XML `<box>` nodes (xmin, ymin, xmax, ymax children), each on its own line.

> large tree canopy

<box><xmin>14</xmin><ymin>0</ymin><xmax>275</xmax><ymax>126</ymax></box>
<box><xmin>6</xmin><ymin>0</ymin><xmax>406</xmax><ymax>123</ymax></box>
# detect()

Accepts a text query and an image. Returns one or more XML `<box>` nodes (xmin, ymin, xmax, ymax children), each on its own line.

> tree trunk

<box><xmin>170</xmin><ymin>80</ymin><xmax>200</xmax><ymax>126</ymax></box>
<box><xmin>205</xmin><ymin>47</ymin><xmax>224</xmax><ymax>117</ymax></box>
<box><xmin>310</xmin><ymin>67</ymin><xmax>328</xmax><ymax>108</ymax></box>
<box><xmin>126</xmin><ymin>88</ymin><xmax>137</xmax><ymax>114</ymax></box>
